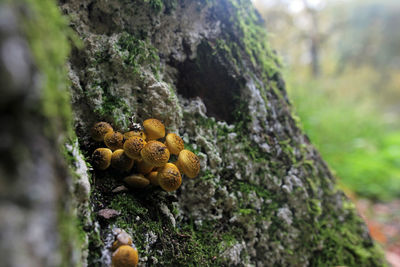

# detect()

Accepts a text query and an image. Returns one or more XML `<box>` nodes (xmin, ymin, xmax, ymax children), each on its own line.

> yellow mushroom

<box><xmin>136</xmin><ymin>159</ymin><xmax>154</xmax><ymax>175</ymax></box>
<box><xmin>104</xmin><ymin>131</ymin><xmax>124</xmax><ymax>151</ymax></box>
<box><xmin>124</xmin><ymin>174</ymin><xmax>150</xmax><ymax>188</ymax></box>
<box><xmin>146</xmin><ymin>171</ymin><xmax>159</xmax><ymax>186</ymax></box>
<box><xmin>165</xmin><ymin>133</ymin><xmax>184</xmax><ymax>155</ymax></box>
<box><xmin>111</xmin><ymin>149</ymin><xmax>134</xmax><ymax>172</ymax></box>
<box><xmin>112</xmin><ymin>245</ymin><xmax>138</xmax><ymax>267</ymax></box>
<box><xmin>141</xmin><ymin>140</ymin><xmax>170</xmax><ymax>167</ymax></box>
<box><xmin>123</xmin><ymin>136</ymin><xmax>147</xmax><ymax>160</ymax></box>
<box><xmin>158</xmin><ymin>163</ymin><xmax>182</xmax><ymax>192</ymax></box>
<box><xmin>175</xmin><ymin>149</ymin><xmax>200</xmax><ymax>178</ymax></box>
<box><xmin>91</xmin><ymin>122</ymin><xmax>113</xmax><ymax>142</ymax></box>
<box><xmin>123</xmin><ymin>130</ymin><xmax>146</xmax><ymax>140</ymax></box>
<box><xmin>143</xmin><ymin>118</ymin><xmax>165</xmax><ymax>140</ymax></box>
<box><xmin>92</xmin><ymin>148</ymin><xmax>112</xmax><ymax>170</ymax></box>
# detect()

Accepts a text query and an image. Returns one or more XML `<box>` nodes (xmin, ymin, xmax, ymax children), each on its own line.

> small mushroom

<box><xmin>92</xmin><ymin>148</ymin><xmax>112</xmax><ymax>170</ymax></box>
<box><xmin>104</xmin><ymin>131</ymin><xmax>124</xmax><ymax>151</ymax></box>
<box><xmin>143</xmin><ymin>118</ymin><xmax>165</xmax><ymax>140</ymax></box>
<box><xmin>111</xmin><ymin>149</ymin><xmax>134</xmax><ymax>172</ymax></box>
<box><xmin>165</xmin><ymin>133</ymin><xmax>184</xmax><ymax>155</ymax></box>
<box><xmin>157</xmin><ymin>163</ymin><xmax>182</xmax><ymax>192</ymax></box>
<box><xmin>136</xmin><ymin>159</ymin><xmax>154</xmax><ymax>175</ymax></box>
<box><xmin>175</xmin><ymin>149</ymin><xmax>200</xmax><ymax>178</ymax></box>
<box><xmin>112</xmin><ymin>245</ymin><xmax>138</xmax><ymax>267</ymax></box>
<box><xmin>111</xmin><ymin>230</ymin><xmax>133</xmax><ymax>251</ymax></box>
<box><xmin>141</xmin><ymin>140</ymin><xmax>170</xmax><ymax>167</ymax></box>
<box><xmin>123</xmin><ymin>130</ymin><xmax>146</xmax><ymax>140</ymax></box>
<box><xmin>91</xmin><ymin>122</ymin><xmax>113</xmax><ymax>142</ymax></box>
<box><xmin>146</xmin><ymin>171</ymin><xmax>159</xmax><ymax>186</ymax></box>
<box><xmin>123</xmin><ymin>136</ymin><xmax>146</xmax><ymax>160</ymax></box>
<box><xmin>124</xmin><ymin>174</ymin><xmax>150</xmax><ymax>188</ymax></box>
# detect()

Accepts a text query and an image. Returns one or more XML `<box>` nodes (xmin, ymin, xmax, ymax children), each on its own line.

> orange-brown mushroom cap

<box><xmin>140</xmin><ymin>140</ymin><xmax>170</xmax><ymax>167</ymax></box>
<box><xmin>143</xmin><ymin>118</ymin><xmax>165</xmax><ymax>140</ymax></box>
<box><xmin>92</xmin><ymin>148</ymin><xmax>112</xmax><ymax>170</ymax></box>
<box><xmin>104</xmin><ymin>131</ymin><xmax>124</xmax><ymax>151</ymax></box>
<box><xmin>123</xmin><ymin>130</ymin><xmax>146</xmax><ymax>140</ymax></box>
<box><xmin>111</xmin><ymin>149</ymin><xmax>134</xmax><ymax>172</ymax></box>
<box><xmin>157</xmin><ymin>163</ymin><xmax>182</xmax><ymax>192</ymax></box>
<box><xmin>112</xmin><ymin>245</ymin><xmax>138</xmax><ymax>267</ymax></box>
<box><xmin>91</xmin><ymin>122</ymin><xmax>113</xmax><ymax>142</ymax></box>
<box><xmin>123</xmin><ymin>136</ymin><xmax>146</xmax><ymax>160</ymax></box>
<box><xmin>176</xmin><ymin>149</ymin><xmax>200</xmax><ymax>178</ymax></box>
<box><xmin>124</xmin><ymin>174</ymin><xmax>150</xmax><ymax>188</ymax></box>
<box><xmin>165</xmin><ymin>133</ymin><xmax>184</xmax><ymax>155</ymax></box>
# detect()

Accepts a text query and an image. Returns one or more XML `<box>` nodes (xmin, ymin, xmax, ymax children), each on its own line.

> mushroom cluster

<box><xmin>91</xmin><ymin>118</ymin><xmax>200</xmax><ymax>192</ymax></box>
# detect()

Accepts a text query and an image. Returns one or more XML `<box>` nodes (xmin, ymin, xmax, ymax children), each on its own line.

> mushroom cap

<box><xmin>91</xmin><ymin>122</ymin><xmax>113</xmax><ymax>142</ymax></box>
<box><xmin>123</xmin><ymin>130</ymin><xmax>146</xmax><ymax>140</ymax></box>
<box><xmin>104</xmin><ymin>131</ymin><xmax>124</xmax><ymax>151</ymax></box>
<box><xmin>176</xmin><ymin>149</ymin><xmax>200</xmax><ymax>178</ymax></box>
<box><xmin>146</xmin><ymin>171</ymin><xmax>159</xmax><ymax>186</ymax></box>
<box><xmin>123</xmin><ymin>136</ymin><xmax>147</xmax><ymax>160</ymax></box>
<box><xmin>143</xmin><ymin>118</ymin><xmax>165</xmax><ymax>140</ymax></box>
<box><xmin>124</xmin><ymin>174</ymin><xmax>150</xmax><ymax>188</ymax></box>
<box><xmin>111</xmin><ymin>149</ymin><xmax>134</xmax><ymax>172</ymax></box>
<box><xmin>140</xmin><ymin>140</ymin><xmax>170</xmax><ymax>167</ymax></box>
<box><xmin>111</xmin><ymin>231</ymin><xmax>133</xmax><ymax>251</ymax></box>
<box><xmin>112</xmin><ymin>245</ymin><xmax>138</xmax><ymax>267</ymax></box>
<box><xmin>157</xmin><ymin>163</ymin><xmax>182</xmax><ymax>192</ymax></box>
<box><xmin>136</xmin><ymin>159</ymin><xmax>154</xmax><ymax>174</ymax></box>
<box><xmin>165</xmin><ymin>133</ymin><xmax>184</xmax><ymax>155</ymax></box>
<box><xmin>92</xmin><ymin>148</ymin><xmax>112</xmax><ymax>170</ymax></box>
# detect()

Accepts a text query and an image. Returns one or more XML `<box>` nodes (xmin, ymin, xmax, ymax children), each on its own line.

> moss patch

<box><xmin>22</xmin><ymin>0</ymin><xmax>76</xmax><ymax>137</ymax></box>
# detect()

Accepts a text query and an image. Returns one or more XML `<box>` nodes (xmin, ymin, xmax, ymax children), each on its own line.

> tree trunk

<box><xmin>1</xmin><ymin>0</ymin><xmax>385</xmax><ymax>266</ymax></box>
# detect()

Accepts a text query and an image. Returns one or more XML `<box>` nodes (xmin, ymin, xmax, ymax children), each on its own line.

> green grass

<box><xmin>287</xmin><ymin>72</ymin><xmax>400</xmax><ymax>201</ymax></box>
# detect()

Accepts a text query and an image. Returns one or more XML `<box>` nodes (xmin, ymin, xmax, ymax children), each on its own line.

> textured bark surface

<box><xmin>1</xmin><ymin>0</ymin><xmax>385</xmax><ymax>266</ymax></box>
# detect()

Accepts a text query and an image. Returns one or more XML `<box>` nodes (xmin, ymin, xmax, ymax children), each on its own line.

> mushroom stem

<box><xmin>137</xmin><ymin>159</ymin><xmax>154</xmax><ymax>174</ymax></box>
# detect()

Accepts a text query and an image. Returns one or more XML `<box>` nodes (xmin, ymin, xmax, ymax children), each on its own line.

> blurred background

<box><xmin>252</xmin><ymin>0</ymin><xmax>400</xmax><ymax>264</ymax></box>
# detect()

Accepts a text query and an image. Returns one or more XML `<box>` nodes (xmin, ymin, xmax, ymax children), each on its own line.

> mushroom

<box><xmin>123</xmin><ymin>130</ymin><xmax>146</xmax><ymax>141</ymax></box>
<box><xmin>112</xmin><ymin>245</ymin><xmax>138</xmax><ymax>267</ymax></box>
<box><xmin>111</xmin><ymin>149</ymin><xmax>134</xmax><ymax>172</ymax></box>
<box><xmin>157</xmin><ymin>163</ymin><xmax>182</xmax><ymax>192</ymax></box>
<box><xmin>175</xmin><ymin>149</ymin><xmax>200</xmax><ymax>178</ymax></box>
<box><xmin>111</xmin><ymin>231</ymin><xmax>133</xmax><ymax>251</ymax></box>
<box><xmin>124</xmin><ymin>174</ymin><xmax>150</xmax><ymax>188</ymax></box>
<box><xmin>123</xmin><ymin>136</ymin><xmax>146</xmax><ymax>160</ymax></box>
<box><xmin>165</xmin><ymin>133</ymin><xmax>184</xmax><ymax>155</ymax></box>
<box><xmin>91</xmin><ymin>122</ymin><xmax>113</xmax><ymax>142</ymax></box>
<box><xmin>104</xmin><ymin>131</ymin><xmax>124</xmax><ymax>151</ymax></box>
<box><xmin>143</xmin><ymin>118</ymin><xmax>165</xmax><ymax>140</ymax></box>
<box><xmin>92</xmin><ymin>148</ymin><xmax>112</xmax><ymax>170</ymax></box>
<box><xmin>136</xmin><ymin>159</ymin><xmax>154</xmax><ymax>175</ymax></box>
<box><xmin>140</xmin><ymin>140</ymin><xmax>170</xmax><ymax>167</ymax></box>
<box><xmin>146</xmin><ymin>171</ymin><xmax>159</xmax><ymax>186</ymax></box>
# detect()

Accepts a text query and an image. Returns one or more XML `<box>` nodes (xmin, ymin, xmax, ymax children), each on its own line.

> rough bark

<box><xmin>1</xmin><ymin>0</ymin><xmax>385</xmax><ymax>266</ymax></box>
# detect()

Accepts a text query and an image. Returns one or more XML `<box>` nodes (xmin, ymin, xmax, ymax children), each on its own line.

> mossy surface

<box><xmin>9</xmin><ymin>0</ymin><xmax>87</xmax><ymax>265</ymax></box>
<box><xmin>62</xmin><ymin>0</ymin><xmax>387</xmax><ymax>266</ymax></box>
<box><xmin>22</xmin><ymin>0</ymin><xmax>76</xmax><ymax>137</ymax></box>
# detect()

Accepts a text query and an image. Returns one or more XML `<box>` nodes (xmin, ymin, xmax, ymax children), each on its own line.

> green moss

<box><xmin>18</xmin><ymin>0</ymin><xmax>86</xmax><ymax>265</ymax></box>
<box><xmin>116</xmin><ymin>32</ymin><xmax>160</xmax><ymax>78</ymax></box>
<box><xmin>21</xmin><ymin>0</ymin><xmax>78</xmax><ymax>138</ymax></box>
<box><xmin>58</xmin><ymin>210</ymin><xmax>86</xmax><ymax>267</ymax></box>
<box><xmin>89</xmin><ymin>80</ymin><xmax>131</xmax><ymax>129</ymax></box>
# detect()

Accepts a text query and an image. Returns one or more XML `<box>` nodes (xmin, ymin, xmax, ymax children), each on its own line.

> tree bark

<box><xmin>1</xmin><ymin>0</ymin><xmax>385</xmax><ymax>266</ymax></box>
